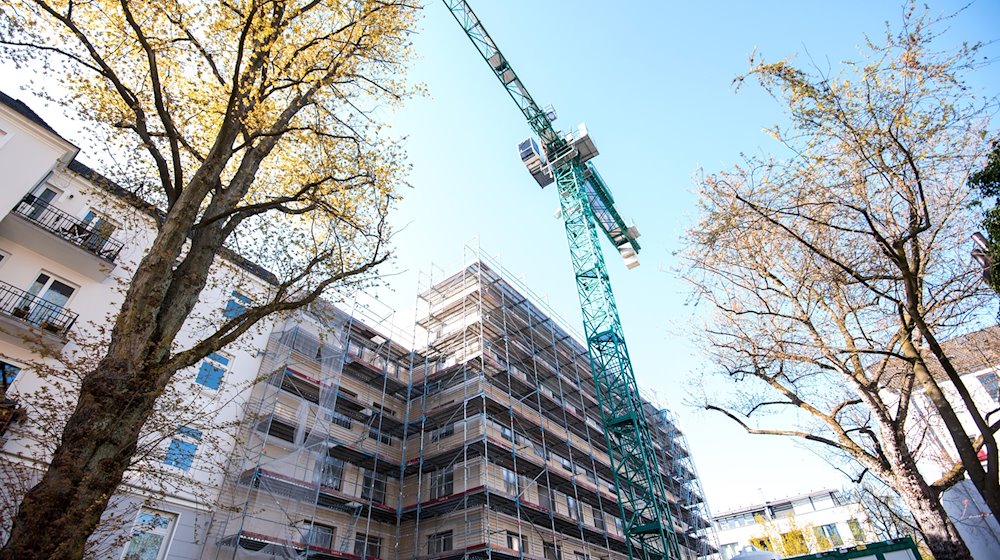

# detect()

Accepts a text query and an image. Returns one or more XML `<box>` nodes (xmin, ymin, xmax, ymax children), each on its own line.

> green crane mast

<box><xmin>441</xmin><ymin>3</ymin><xmax>682</xmax><ymax>560</ymax></box>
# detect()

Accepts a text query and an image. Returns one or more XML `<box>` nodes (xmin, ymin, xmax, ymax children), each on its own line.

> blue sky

<box><xmin>382</xmin><ymin>0</ymin><xmax>1000</xmax><ymax>514</ymax></box>
<box><xmin>3</xmin><ymin>0</ymin><xmax>999</xmax><ymax>516</ymax></box>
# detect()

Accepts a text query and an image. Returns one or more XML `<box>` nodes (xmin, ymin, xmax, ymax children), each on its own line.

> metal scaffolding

<box><xmin>206</xmin><ymin>301</ymin><xmax>412</xmax><ymax>560</ymax></box>
<box><xmin>202</xmin><ymin>245</ymin><xmax>716</xmax><ymax>560</ymax></box>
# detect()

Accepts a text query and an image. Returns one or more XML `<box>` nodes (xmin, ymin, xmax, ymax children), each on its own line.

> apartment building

<box><xmin>713</xmin><ymin>490</ymin><xmax>870</xmax><ymax>560</ymax></box>
<box><xmin>0</xmin><ymin>91</ymin><xmax>717</xmax><ymax>560</ymax></box>
<box><xmin>202</xmin><ymin>254</ymin><xmax>716</xmax><ymax>560</ymax></box>
<box><xmin>0</xmin><ymin>91</ymin><xmax>276</xmax><ymax>558</ymax></box>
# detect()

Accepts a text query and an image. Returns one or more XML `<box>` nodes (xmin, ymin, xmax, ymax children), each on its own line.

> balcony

<box><xmin>0</xmin><ymin>196</ymin><xmax>125</xmax><ymax>279</ymax></box>
<box><xmin>0</xmin><ymin>280</ymin><xmax>78</xmax><ymax>343</ymax></box>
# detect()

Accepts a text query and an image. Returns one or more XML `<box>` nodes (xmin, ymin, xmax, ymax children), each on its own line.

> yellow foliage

<box><xmin>2</xmin><ymin>0</ymin><xmax>419</xmax><ymax>283</ymax></box>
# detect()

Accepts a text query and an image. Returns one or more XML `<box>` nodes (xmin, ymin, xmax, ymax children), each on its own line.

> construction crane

<box><xmin>441</xmin><ymin>3</ymin><xmax>682</xmax><ymax>560</ymax></box>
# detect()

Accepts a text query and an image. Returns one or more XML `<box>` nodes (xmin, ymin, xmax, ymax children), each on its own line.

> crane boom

<box><xmin>442</xmin><ymin>3</ymin><xmax>682</xmax><ymax>560</ymax></box>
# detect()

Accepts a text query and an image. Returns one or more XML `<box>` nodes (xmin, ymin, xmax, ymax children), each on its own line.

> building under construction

<box><xmin>205</xmin><ymin>252</ymin><xmax>716</xmax><ymax>560</ymax></box>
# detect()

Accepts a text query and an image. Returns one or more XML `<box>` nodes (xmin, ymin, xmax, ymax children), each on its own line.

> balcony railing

<box><xmin>13</xmin><ymin>195</ymin><xmax>124</xmax><ymax>262</ymax></box>
<box><xmin>0</xmin><ymin>280</ymin><xmax>78</xmax><ymax>336</ymax></box>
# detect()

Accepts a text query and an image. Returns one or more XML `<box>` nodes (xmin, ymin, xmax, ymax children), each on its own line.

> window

<box><xmin>538</xmin><ymin>487</ymin><xmax>552</xmax><ymax>510</ymax></box>
<box><xmin>575</xmin><ymin>552</ymin><xmax>588</xmax><ymax>560</ymax></box>
<box><xmin>317</xmin><ymin>455</ymin><xmax>344</xmax><ymax>490</ymax></box>
<box><xmin>613</xmin><ymin>517</ymin><xmax>623</xmax><ymax>536</ymax></box>
<box><xmin>372</xmin><ymin>401</ymin><xmax>397</xmax><ymax>417</ymax></box>
<box><xmin>430</xmin><ymin>467</ymin><xmax>453</xmax><ymax>499</ymax></box>
<box><xmin>749</xmin><ymin>537</ymin><xmax>771</xmax><ymax>551</ymax></box>
<box><xmin>222</xmin><ymin>291</ymin><xmax>251</xmax><ymax>319</ymax></box>
<box><xmin>847</xmin><ymin>518</ymin><xmax>865</xmax><ymax>543</ymax></box>
<box><xmin>593</xmin><ymin>511</ymin><xmax>605</xmax><ymax>531</ymax></box>
<box><xmin>1</xmin><ymin>360</ymin><xmax>21</xmax><ymax>394</ymax></box>
<box><xmin>368</xmin><ymin>428</ymin><xmax>393</xmax><ymax>445</ymax></box>
<box><xmin>543</xmin><ymin>541</ymin><xmax>561</xmax><ymax>560</ymax></box>
<box><xmin>500</xmin><ymin>425</ymin><xmax>514</xmax><ymax>441</ymax></box>
<box><xmin>327</xmin><ymin>410</ymin><xmax>353</xmax><ymax>429</ymax></box>
<box><xmin>506</xmin><ymin>532</ymin><xmax>523</xmax><ymax>553</ymax></box>
<box><xmin>503</xmin><ymin>467</ymin><xmax>518</xmax><ymax>495</ymax></box>
<box><xmin>567</xmin><ymin>495</ymin><xmax>580</xmax><ymax>521</ymax></box>
<box><xmin>25</xmin><ymin>186</ymin><xmax>61</xmax><ymax>220</ymax></box>
<box><xmin>195</xmin><ymin>353</ymin><xmax>229</xmax><ymax>390</ymax></box>
<box><xmin>427</xmin><ymin>531</ymin><xmax>453</xmax><ymax>554</ymax></box>
<box><xmin>163</xmin><ymin>425</ymin><xmax>201</xmax><ymax>470</ymax></box>
<box><xmin>771</xmin><ymin>502</ymin><xmax>793</xmax><ymax>517</ymax></box>
<box><xmin>779</xmin><ymin>530</ymin><xmax>807</xmax><ymax>555</ymax></box>
<box><xmin>122</xmin><ymin>509</ymin><xmax>176</xmax><ymax>560</ymax></box>
<box><xmin>814</xmin><ymin>523</ymin><xmax>843</xmax><ymax>548</ymax></box>
<box><xmin>305</xmin><ymin>523</ymin><xmax>335</xmax><ymax>550</ymax></box>
<box><xmin>20</xmin><ymin>272</ymin><xmax>76</xmax><ymax>326</ymax></box>
<box><xmin>354</xmin><ymin>533</ymin><xmax>381</xmax><ymax>559</ymax></box>
<box><xmin>362</xmin><ymin>469</ymin><xmax>387</xmax><ymax>503</ymax></box>
<box><xmin>978</xmin><ymin>372</ymin><xmax>999</xmax><ymax>402</ymax></box>
<box><xmin>430</xmin><ymin>423</ymin><xmax>454</xmax><ymax>442</ymax></box>
<box><xmin>80</xmin><ymin>210</ymin><xmax>117</xmax><ymax>252</ymax></box>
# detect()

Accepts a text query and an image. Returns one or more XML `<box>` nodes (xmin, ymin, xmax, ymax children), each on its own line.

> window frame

<box><xmin>429</xmin><ymin>467</ymin><xmax>454</xmax><ymax>499</ymax></box>
<box><xmin>815</xmin><ymin>523</ymin><xmax>843</xmax><ymax>547</ymax></box>
<box><xmin>362</xmin><ymin>468</ymin><xmax>388</xmax><ymax>503</ymax></box>
<box><xmin>121</xmin><ymin>508</ymin><xmax>176</xmax><ymax>560</ymax></box>
<box><xmin>354</xmin><ymin>532</ymin><xmax>382</xmax><ymax>560</ymax></box>
<box><xmin>593</xmin><ymin>511</ymin><xmax>605</xmax><ymax>531</ymax></box>
<box><xmin>543</xmin><ymin>540</ymin><xmax>561</xmax><ymax>560</ymax></box>
<box><xmin>430</xmin><ymin>422</ymin><xmax>454</xmax><ymax>442</ymax></box>
<box><xmin>317</xmin><ymin>455</ymin><xmax>345</xmax><ymax>491</ymax></box>
<box><xmin>977</xmin><ymin>371</ymin><xmax>1000</xmax><ymax>402</ymax></box>
<box><xmin>566</xmin><ymin>495</ymin><xmax>580</xmax><ymax>521</ymax></box>
<box><xmin>506</xmin><ymin>531</ymin><xmax>523</xmax><ymax>553</ymax></box>
<box><xmin>194</xmin><ymin>352</ymin><xmax>230</xmax><ymax>390</ymax></box>
<box><xmin>222</xmin><ymin>290</ymin><xmax>252</xmax><ymax>319</ymax></box>
<box><xmin>426</xmin><ymin>530</ymin><xmax>453</xmax><ymax>555</ymax></box>
<box><xmin>304</xmin><ymin>522</ymin><xmax>336</xmax><ymax>551</ymax></box>
<box><xmin>1</xmin><ymin>359</ymin><xmax>22</xmax><ymax>395</ymax></box>
<box><xmin>21</xmin><ymin>271</ymin><xmax>78</xmax><ymax>325</ymax></box>
<box><xmin>163</xmin><ymin>425</ymin><xmax>201</xmax><ymax>471</ymax></box>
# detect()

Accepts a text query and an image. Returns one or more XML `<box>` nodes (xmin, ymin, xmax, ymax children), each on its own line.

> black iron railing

<box><xmin>13</xmin><ymin>195</ymin><xmax>124</xmax><ymax>262</ymax></box>
<box><xmin>0</xmin><ymin>280</ymin><xmax>78</xmax><ymax>336</ymax></box>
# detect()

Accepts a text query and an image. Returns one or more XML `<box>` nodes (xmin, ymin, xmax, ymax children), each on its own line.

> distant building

<box><xmin>713</xmin><ymin>490</ymin><xmax>871</xmax><ymax>560</ymax></box>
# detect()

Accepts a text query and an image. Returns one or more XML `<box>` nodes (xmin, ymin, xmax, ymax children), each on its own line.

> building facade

<box><xmin>713</xmin><ymin>490</ymin><xmax>870</xmax><ymax>560</ymax></box>
<box><xmin>204</xmin><ymin>255</ymin><xmax>717</xmax><ymax>560</ymax></box>
<box><xmin>0</xmin><ymin>91</ymin><xmax>278</xmax><ymax>558</ymax></box>
<box><xmin>0</xmin><ymin>92</ymin><xmax>717</xmax><ymax>560</ymax></box>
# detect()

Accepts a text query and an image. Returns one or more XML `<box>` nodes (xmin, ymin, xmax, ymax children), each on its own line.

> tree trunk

<box><xmin>0</xmin><ymin>355</ymin><xmax>162</xmax><ymax>559</ymax></box>
<box><xmin>902</xmin><ymin>331</ymin><xmax>1000</xmax><ymax>523</ymax></box>
<box><xmin>0</xmin><ymin>185</ymin><xmax>205</xmax><ymax>559</ymax></box>
<box><xmin>892</xmin><ymin>462</ymin><xmax>971</xmax><ymax>560</ymax></box>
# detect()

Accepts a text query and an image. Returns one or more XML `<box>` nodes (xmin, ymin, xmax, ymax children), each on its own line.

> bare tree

<box><xmin>0</xmin><ymin>0</ymin><xmax>418</xmax><ymax>558</ymax></box>
<box><xmin>682</xmin><ymin>7</ymin><xmax>997</xmax><ymax>560</ymax></box>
